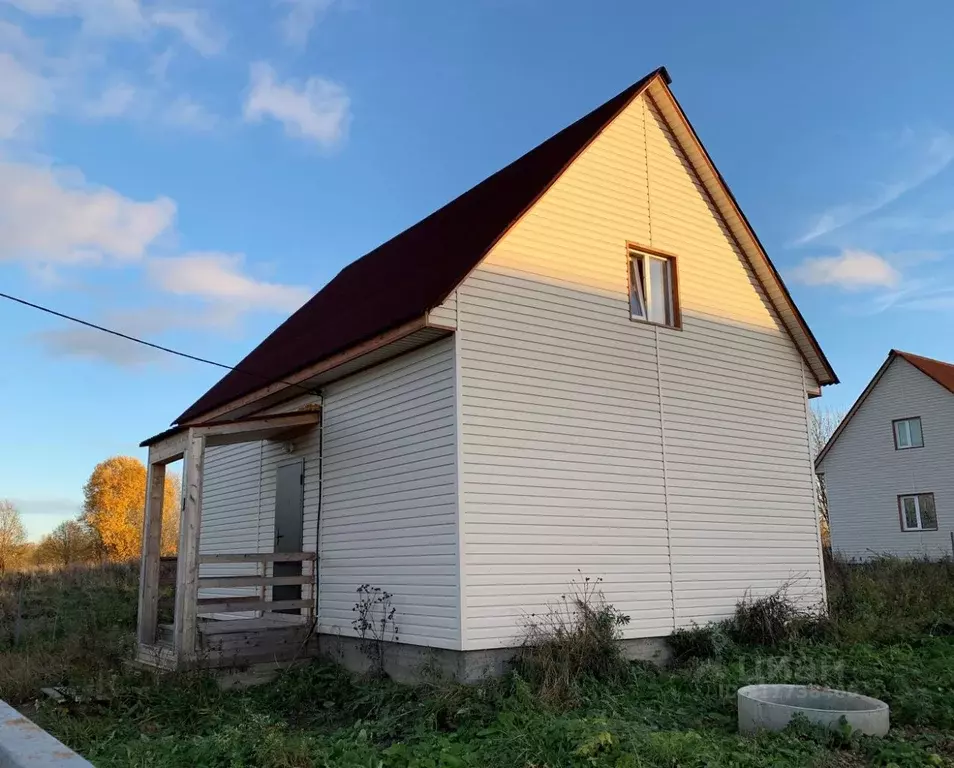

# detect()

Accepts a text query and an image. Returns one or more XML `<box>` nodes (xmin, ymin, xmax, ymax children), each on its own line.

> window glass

<box><xmin>903</xmin><ymin>496</ymin><xmax>918</xmax><ymax>529</ymax></box>
<box><xmin>909</xmin><ymin>419</ymin><xmax>923</xmax><ymax>447</ymax></box>
<box><xmin>647</xmin><ymin>257</ymin><xmax>668</xmax><ymax>324</ymax></box>
<box><xmin>919</xmin><ymin>494</ymin><xmax>938</xmax><ymax>529</ymax></box>
<box><xmin>896</xmin><ymin>421</ymin><xmax>910</xmax><ymax>448</ymax></box>
<box><xmin>629</xmin><ymin>252</ymin><xmax>676</xmax><ymax>327</ymax></box>
<box><xmin>894</xmin><ymin>418</ymin><xmax>923</xmax><ymax>449</ymax></box>
<box><xmin>630</xmin><ymin>258</ymin><xmax>646</xmax><ymax>319</ymax></box>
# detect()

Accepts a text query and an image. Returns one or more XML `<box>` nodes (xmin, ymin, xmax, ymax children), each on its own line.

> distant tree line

<box><xmin>0</xmin><ymin>456</ymin><xmax>181</xmax><ymax>572</ymax></box>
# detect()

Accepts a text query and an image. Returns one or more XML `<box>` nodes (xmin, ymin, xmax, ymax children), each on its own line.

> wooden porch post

<box><xmin>173</xmin><ymin>429</ymin><xmax>205</xmax><ymax>665</ymax></box>
<box><xmin>137</xmin><ymin>458</ymin><xmax>166</xmax><ymax>645</ymax></box>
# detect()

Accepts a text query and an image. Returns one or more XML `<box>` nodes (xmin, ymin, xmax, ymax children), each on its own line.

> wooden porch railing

<box><xmin>157</xmin><ymin>551</ymin><xmax>317</xmax><ymax>628</ymax></box>
<box><xmin>195</xmin><ymin>552</ymin><xmax>316</xmax><ymax>616</ymax></box>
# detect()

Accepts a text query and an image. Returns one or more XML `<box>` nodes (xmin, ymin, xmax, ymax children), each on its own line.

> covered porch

<box><xmin>136</xmin><ymin>410</ymin><xmax>321</xmax><ymax>671</ymax></box>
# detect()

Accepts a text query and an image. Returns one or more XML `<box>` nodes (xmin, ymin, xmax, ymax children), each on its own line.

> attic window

<box><xmin>629</xmin><ymin>249</ymin><xmax>678</xmax><ymax>327</ymax></box>
<box><xmin>893</xmin><ymin>417</ymin><xmax>923</xmax><ymax>450</ymax></box>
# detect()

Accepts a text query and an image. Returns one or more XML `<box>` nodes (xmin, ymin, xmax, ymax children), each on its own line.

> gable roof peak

<box><xmin>174</xmin><ymin>67</ymin><xmax>670</xmax><ymax>424</ymax></box>
<box><xmin>175</xmin><ymin>64</ymin><xmax>835</xmax><ymax>426</ymax></box>
<box><xmin>892</xmin><ymin>349</ymin><xmax>954</xmax><ymax>395</ymax></box>
<box><xmin>816</xmin><ymin>348</ymin><xmax>954</xmax><ymax>468</ymax></box>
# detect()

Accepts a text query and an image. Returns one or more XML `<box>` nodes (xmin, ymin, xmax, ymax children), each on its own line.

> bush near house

<box><xmin>1</xmin><ymin>556</ymin><xmax>953</xmax><ymax>767</ymax></box>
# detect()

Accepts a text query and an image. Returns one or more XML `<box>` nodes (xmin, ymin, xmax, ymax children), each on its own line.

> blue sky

<box><xmin>2</xmin><ymin>0</ymin><xmax>954</xmax><ymax>540</ymax></box>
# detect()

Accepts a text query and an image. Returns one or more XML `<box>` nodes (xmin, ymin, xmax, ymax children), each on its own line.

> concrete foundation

<box><xmin>317</xmin><ymin>633</ymin><xmax>671</xmax><ymax>683</ymax></box>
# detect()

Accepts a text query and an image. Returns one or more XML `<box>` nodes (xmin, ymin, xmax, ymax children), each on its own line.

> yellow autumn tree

<box><xmin>82</xmin><ymin>456</ymin><xmax>181</xmax><ymax>561</ymax></box>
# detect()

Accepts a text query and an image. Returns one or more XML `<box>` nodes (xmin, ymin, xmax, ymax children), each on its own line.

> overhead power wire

<box><xmin>0</xmin><ymin>290</ymin><xmax>317</xmax><ymax>396</ymax></box>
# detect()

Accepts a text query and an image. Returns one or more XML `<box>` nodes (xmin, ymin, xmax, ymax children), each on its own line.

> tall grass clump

<box><xmin>669</xmin><ymin>581</ymin><xmax>821</xmax><ymax>665</ymax></box>
<box><xmin>825</xmin><ymin>551</ymin><xmax>954</xmax><ymax>643</ymax></box>
<box><xmin>512</xmin><ymin>574</ymin><xmax>631</xmax><ymax>707</ymax></box>
<box><xmin>0</xmin><ymin>562</ymin><xmax>138</xmax><ymax>703</ymax></box>
<box><xmin>733</xmin><ymin>583</ymin><xmax>817</xmax><ymax>646</ymax></box>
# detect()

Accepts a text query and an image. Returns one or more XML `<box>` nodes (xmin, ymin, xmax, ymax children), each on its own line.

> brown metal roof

<box><xmin>893</xmin><ymin>350</ymin><xmax>954</xmax><ymax>395</ymax></box>
<box><xmin>176</xmin><ymin>65</ymin><xmax>838</xmax><ymax>425</ymax></box>
<box><xmin>176</xmin><ymin>68</ymin><xmax>669</xmax><ymax>424</ymax></box>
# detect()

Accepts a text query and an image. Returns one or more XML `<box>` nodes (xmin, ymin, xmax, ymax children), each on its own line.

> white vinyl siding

<box><xmin>198</xmin><ymin>443</ymin><xmax>263</xmax><ymax>618</ymax></box>
<box><xmin>456</xmin><ymin>91</ymin><xmax>823</xmax><ymax>649</ymax></box>
<box><xmin>197</xmin><ymin>405</ymin><xmax>321</xmax><ymax>618</ymax></box>
<box><xmin>428</xmin><ymin>290</ymin><xmax>458</xmax><ymax>328</ymax></box>
<box><xmin>820</xmin><ymin>358</ymin><xmax>954</xmax><ymax>559</ymax></box>
<box><xmin>318</xmin><ymin>337</ymin><xmax>460</xmax><ymax>649</ymax></box>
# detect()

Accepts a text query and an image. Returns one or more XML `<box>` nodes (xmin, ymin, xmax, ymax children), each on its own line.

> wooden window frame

<box><xmin>897</xmin><ymin>492</ymin><xmax>938</xmax><ymax>532</ymax></box>
<box><xmin>891</xmin><ymin>416</ymin><xmax>924</xmax><ymax>451</ymax></box>
<box><xmin>626</xmin><ymin>243</ymin><xmax>682</xmax><ymax>330</ymax></box>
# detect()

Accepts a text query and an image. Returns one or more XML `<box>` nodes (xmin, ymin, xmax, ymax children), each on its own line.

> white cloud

<box><xmin>148</xmin><ymin>252</ymin><xmax>311</xmax><ymax>312</ymax></box>
<box><xmin>5</xmin><ymin>0</ymin><xmax>147</xmax><ymax>37</ymax></box>
<box><xmin>33</xmin><ymin>258</ymin><xmax>311</xmax><ymax>366</ymax></box>
<box><xmin>0</xmin><ymin>51</ymin><xmax>55</xmax><ymax>139</ymax></box>
<box><xmin>82</xmin><ymin>82</ymin><xmax>137</xmax><ymax>118</ymax></box>
<box><xmin>243</xmin><ymin>61</ymin><xmax>350</xmax><ymax>148</ymax></box>
<box><xmin>0</xmin><ymin>22</ymin><xmax>220</xmax><ymax>136</ymax></box>
<box><xmin>789</xmin><ymin>249</ymin><xmax>901</xmax><ymax>290</ymax></box>
<box><xmin>796</xmin><ymin>128</ymin><xmax>954</xmax><ymax>245</ymax></box>
<box><xmin>5</xmin><ymin>0</ymin><xmax>226</xmax><ymax>54</ymax></box>
<box><xmin>276</xmin><ymin>0</ymin><xmax>334</xmax><ymax>49</ymax></box>
<box><xmin>34</xmin><ymin>324</ymin><xmax>164</xmax><ymax>365</ymax></box>
<box><xmin>161</xmin><ymin>95</ymin><xmax>217</xmax><ymax>130</ymax></box>
<box><xmin>32</xmin><ymin>304</ymin><xmax>235</xmax><ymax>365</ymax></box>
<box><xmin>149</xmin><ymin>9</ymin><xmax>225</xmax><ymax>56</ymax></box>
<box><xmin>0</xmin><ymin>161</ymin><xmax>176</xmax><ymax>265</ymax></box>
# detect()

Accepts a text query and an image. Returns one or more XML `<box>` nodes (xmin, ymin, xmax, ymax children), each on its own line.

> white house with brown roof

<box><xmin>134</xmin><ymin>67</ymin><xmax>837</xmax><ymax>679</ymax></box>
<box><xmin>817</xmin><ymin>350</ymin><xmax>954</xmax><ymax>561</ymax></box>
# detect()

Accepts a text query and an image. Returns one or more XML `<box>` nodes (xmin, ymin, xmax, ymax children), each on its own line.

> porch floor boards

<box><xmin>146</xmin><ymin>617</ymin><xmax>318</xmax><ymax>670</ymax></box>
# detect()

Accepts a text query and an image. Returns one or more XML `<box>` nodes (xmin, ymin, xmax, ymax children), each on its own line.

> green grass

<box><xmin>0</xmin><ymin>563</ymin><xmax>139</xmax><ymax>704</ymax></box>
<box><xmin>4</xmin><ymin>556</ymin><xmax>954</xmax><ymax>767</ymax></box>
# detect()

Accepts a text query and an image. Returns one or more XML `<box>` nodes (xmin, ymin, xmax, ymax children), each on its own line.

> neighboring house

<box><xmin>817</xmin><ymin>350</ymin><xmax>954</xmax><ymax>561</ymax></box>
<box><xmin>134</xmin><ymin>66</ymin><xmax>838</xmax><ymax>679</ymax></box>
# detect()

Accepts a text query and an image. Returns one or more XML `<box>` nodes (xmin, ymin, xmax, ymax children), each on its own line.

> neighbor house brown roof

<box><xmin>816</xmin><ymin>349</ymin><xmax>954</xmax><ymax>467</ymax></box>
<box><xmin>177</xmin><ymin>66</ymin><xmax>836</xmax><ymax>425</ymax></box>
<box><xmin>893</xmin><ymin>350</ymin><xmax>954</xmax><ymax>395</ymax></box>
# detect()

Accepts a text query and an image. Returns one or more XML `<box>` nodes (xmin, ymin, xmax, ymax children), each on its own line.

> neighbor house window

<box><xmin>892</xmin><ymin>417</ymin><xmax>923</xmax><ymax>450</ymax></box>
<box><xmin>898</xmin><ymin>493</ymin><xmax>938</xmax><ymax>532</ymax></box>
<box><xmin>629</xmin><ymin>249</ymin><xmax>677</xmax><ymax>327</ymax></box>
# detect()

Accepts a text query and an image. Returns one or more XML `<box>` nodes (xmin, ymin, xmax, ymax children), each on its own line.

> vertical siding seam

<box><xmin>802</xmin><ymin>363</ymin><xmax>828</xmax><ymax>608</ymax></box>
<box><xmin>316</xmin><ymin>405</ymin><xmax>325</xmax><ymax>631</ymax></box>
<box><xmin>642</xmin><ymin>98</ymin><xmax>653</xmax><ymax>246</ymax></box>
<box><xmin>454</xmin><ymin>291</ymin><xmax>467</xmax><ymax>651</ymax></box>
<box><xmin>655</xmin><ymin>326</ymin><xmax>677</xmax><ymax>631</ymax></box>
<box><xmin>645</xmin><ymin>108</ymin><xmax>676</xmax><ymax>630</ymax></box>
